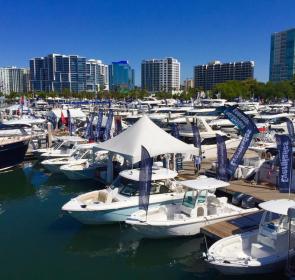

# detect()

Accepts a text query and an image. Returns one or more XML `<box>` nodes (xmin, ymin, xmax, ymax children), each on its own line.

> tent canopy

<box><xmin>50</xmin><ymin>108</ymin><xmax>86</xmax><ymax>120</ymax></box>
<box><xmin>95</xmin><ymin>115</ymin><xmax>198</xmax><ymax>163</ymax></box>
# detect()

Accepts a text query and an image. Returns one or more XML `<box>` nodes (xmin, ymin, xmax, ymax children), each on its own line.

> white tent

<box><xmin>95</xmin><ymin>115</ymin><xmax>198</xmax><ymax>163</ymax></box>
<box><xmin>50</xmin><ymin>108</ymin><xmax>86</xmax><ymax>120</ymax></box>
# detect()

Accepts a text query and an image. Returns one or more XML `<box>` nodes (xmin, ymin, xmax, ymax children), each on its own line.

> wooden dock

<box><xmin>201</xmin><ymin>211</ymin><xmax>263</xmax><ymax>240</ymax></box>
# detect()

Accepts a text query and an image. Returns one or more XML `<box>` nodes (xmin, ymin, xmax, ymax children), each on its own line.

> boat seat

<box><xmin>97</xmin><ymin>191</ymin><xmax>112</xmax><ymax>203</ymax></box>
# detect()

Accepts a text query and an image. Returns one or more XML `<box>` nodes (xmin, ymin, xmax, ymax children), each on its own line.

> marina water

<box><xmin>0</xmin><ymin>162</ymin><xmax>286</xmax><ymax>279</ymax></box>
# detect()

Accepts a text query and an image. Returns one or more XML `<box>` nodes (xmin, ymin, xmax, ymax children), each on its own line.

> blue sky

<box><xmin>1</xmin><ymin>0</ymin><xmax>295</xmax><ymax>85</ymax></box>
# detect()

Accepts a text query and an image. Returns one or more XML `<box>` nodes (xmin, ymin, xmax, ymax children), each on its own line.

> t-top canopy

<box><xmin>95</xmin><ymin>115</ymin><xmax>198</xmax><ymax>163</ymax></box>
<box><xmin>181</xmin><ymin>177</ymin><xmax>230</xmax><ymax>191</ymax></box>
<box><xmin>259</xmin><ymin>199</ymin><xmax>295</xmax><ymax>215</ymax></box>
<box><xmin>119</xmin><ymin>167</ymin><xmax>178</xmax><ymax>181</ymax></box>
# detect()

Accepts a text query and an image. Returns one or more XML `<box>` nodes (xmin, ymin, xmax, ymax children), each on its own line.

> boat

<box><xmin>38</xmin><ymin>136</ymin><xmax>86</xmax><ymax>158</ymax></box>
<box><xmin>205</xmin><ymin>199</ymin><xmax>295</xmax><ymax>275</ymax></box>
<box><xmin>62</xmin><ymin>166</ymin><xmax>185</xmax><ymax>225</ymax></box>
<box><xmin>41</xmin><ymin>143</ymin><xmax>101</xmax><ymax>174</ymax></box>
<box><xmin>0</xmin><ymin>135</ymin><xmax>31</xmax><ymax>171</ymax></box>
<box><xmin>126</xmin><ymin>177</ymin><xmax>257</xmax><ymax>238</ymax></box>
<box><xmin>60</xmin><ymin>150</ymin><xmax>110</xmax><ymax>180</ymax></box>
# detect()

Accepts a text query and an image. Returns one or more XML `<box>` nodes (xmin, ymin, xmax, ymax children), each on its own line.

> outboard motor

<box><xmin>232</xmin><ymin>192</ymin><xmax>247</xmax><ymax>206</ymax></box>
<box><xmin>241</xmin><ymin>195</ymin><xmax>258</xmax><ymax>209</ymax></box>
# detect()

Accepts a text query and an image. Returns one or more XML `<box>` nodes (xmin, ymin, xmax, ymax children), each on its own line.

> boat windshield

<box><xmin>182</xmin><ymin>190</ymin><xmax>207</xmax><ymax>208</ymax></box>
<box><xmin>112</xmin><ymin>176</ymin><xmax>170</xmax><ymax>197</ymax></box>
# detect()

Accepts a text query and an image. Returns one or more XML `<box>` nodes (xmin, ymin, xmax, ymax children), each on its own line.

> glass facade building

<box><xmin>269</xmin><ymin>28</ymin><xmax>295</xmax><ymax>82</ymax></box>
<box><xmin>109</xmin><ymin>61</ymin><xmax>134</xmax><ymax>91</ymax></box>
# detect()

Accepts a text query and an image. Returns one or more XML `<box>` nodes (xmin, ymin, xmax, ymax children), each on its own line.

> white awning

<box><xmin>259</xmin><ymin>199</ymin><xmax>295</xmax><ymax>215</ymax></box>
<box><xmin>181</xmin><ymin>177</ymin><xmax>229</xmax><ymax>190</ymax></box>
<box><xmin>95</xmin><ymin>115</ymin><xmax>198</xmax><ymax>163</ymax></box>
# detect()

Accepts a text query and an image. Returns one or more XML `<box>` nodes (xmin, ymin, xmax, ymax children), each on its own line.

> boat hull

<box><xmin>0</xmin><ymin>140</ymin><xmax>29</xmax><ymax>170</ymax></box>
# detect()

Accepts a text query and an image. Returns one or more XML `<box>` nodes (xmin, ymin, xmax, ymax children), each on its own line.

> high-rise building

<box><xmin>109</xmin><ymin>61</ymin><xmax>134</xmax><ymax>91</ymax></box>
<box><xmin>194</xmin><ymin>60</ymin><xmax>254</xmax><ymax>90</ymax></box>
<box><xmin>269</xmin><ymin>28</ymin><xmax>295</xmax><ymax>82</ymax></box>
<box><xmin>30</xmin><ymin>53</ymin><xmax>87</xmax><ymax>93</ymax></box>
<box><xmin>86</xmin><ymin>59</ymin><xmax>109</xmax><ymax>92</ymax></box>
<box><xmin>141</xmin><ymin>57</ymin><xmax>180</xmax><ymax>93</ymax></box>
<box><xmin>183</xmin><ymin>79</ymin><xmax>194</xmax><ymax>91</ymax></box>
<box><xmin>0</xmin><ymin>67</ymin><xmax>30</xmax><ymax>95</ymax></box>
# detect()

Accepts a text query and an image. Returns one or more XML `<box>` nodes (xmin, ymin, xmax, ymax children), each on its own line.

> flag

<box><xmin>191</xmin><ymin>122</ymin><xmax>201</xmax><ymax>151</ymax></box>
<box><xmin>103</xmin><ymin>110</ymin><xmax>113</xmax><ymax>141</ymax></box>
<box><xmin>227</xmin><ymin>128</ymin><xmax>255</xmax><ymax>178</ymax></box>
<box><xmin>281</xmin><ymin>117</ymin><xmax>295</xmax><ymax>140</ymax></box>
<box><xmin>95</xmin><ymin>109</ymin><xmax>103</xmax><ymax>142</ymax></box>
<box><xmin>216</xmin><ymin>134</ymin><xmax>228</xmax><ymax>181</ymax></box>
<box><xmin>114</xmin><ymin>115</ymin><xmax>123</xmax><ymax>136</ymax></box>
<box><xmin>171</xmin><ymin>123</ymin><xmax>180</xmax><ymax>139</ymax></box>
<box><xmin>139</xmin><ymin>146</ymin><xmax>153</xmax><ymax>213</ymax></box>
<box><xmin>61</xmin><ymin>111</ymin><xmax>67</xmax><ymax>126</ymax></box>
<box><xmin>275</xmin><ymin>134</ymin><xmax>293</xmax><ymax>193</ymax></box>
<box><xmin>67</xmin><ymin>109</ymin><xmax>73</xmax><ymax>136</ymax></box>
<box><xmin>223</xmin><ymin>106</ymin><xmax>259</xmax><ymax>135</ymax></box>
<box><xmin>85</xmin><ymin>114</ymin><xmax>94</xmax><ymax>140</ymax></box>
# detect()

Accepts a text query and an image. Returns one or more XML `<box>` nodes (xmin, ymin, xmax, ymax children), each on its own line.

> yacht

<box><xmin>41</xmin><ymin>143</ymin><xmax>101</xmax><ymax>174</ymax></box>
<box><xmin>206</xmin><ymin>199</ymin><xmax>295</xmax><ymax>275</ymax></box>
<box><xmin>38</xmin><ymin>136</ymin><xmax>86</xmax><ymax>158</ymax></box>
<box><xmin>62</xmin><ymin>166</ymin><xmax>185</xmax><ymax>225</ymax></box>
<box><xmin>126</xmin><ymin>177</ymin><xmax>257</xmax><ymax>238</ymax></box>
<box><xmin>60</xmin><ymin>150</ymin><xmax>110</xmax><ymax>181</ymax></box>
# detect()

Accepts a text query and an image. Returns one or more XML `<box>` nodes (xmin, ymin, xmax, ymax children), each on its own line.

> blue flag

<box><xmin>171</xmin><ymin>123</ymin><xmax>180</xmax><ymax>139</ymax></box>
<box><xmin>103</xmin><ymin>110</ymin><xmax>113</xmax><ymax>141</ymax></box>
<box><xmin>191</xmin><ymin>122</ymin><xmax>202</xmax><ymax>150</ymax></box>
<box><xmin>281</xmin><ymin>117</ymin><xmax>295</xmax><ymax>140</ymax></box>
<box><xmin>223</xmin><ymin>106</ymin><xmax>259</xmax><ymax>135</ymax></box>
<box><xmin>275</xmin><ymin>134</ymin><xmax>293</xmax><ymax>193</ymax></box>
<box><xmin>139</xmin><ymin>146</ymin><xmax>153</xmax><ymax>213</ymax></box>
<box><xmin>227</xmin><ymin>128</ymin><xmax>255</xmax><ymax>178</ymax></box>
<box><xmin>216</xmin><ymin>134</ymin><xmax>228</xmax><ymax>181</ymax></box>
<box><xmin>67</xmin><ymin>109</ymin><xmax>73</xmax><ymax>136</ymax></box>
<box><xmin>95</xmin><ymin>109</ymin><xmax>103</xmax><ymax>142</ymax></box>
<box><xmin>85</xmin><ymin>114</ymin><xmax>94</xmax><ymax>140</ymax></box>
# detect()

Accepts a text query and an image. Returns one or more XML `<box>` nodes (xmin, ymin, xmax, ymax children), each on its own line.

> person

<box><xmin>194</xmin><ymin>156</ymin><xmax>202</xmax><ymax>175</ymax></box>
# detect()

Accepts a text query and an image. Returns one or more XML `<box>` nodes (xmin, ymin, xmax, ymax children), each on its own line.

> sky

<box><xmin>0</xmin><ymin>0</ymin><xmax>295</xmax><ymax>85</ymax></box>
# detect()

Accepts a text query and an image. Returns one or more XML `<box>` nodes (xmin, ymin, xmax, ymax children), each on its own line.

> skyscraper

<box><xmin>141</xmin><ymin>57</ymin><xmax>180</xmax><ymax>93</ymax></box>
<box><xmin>30</xmin><ymin>53</ymin><xmax>87</xmax><ymax>93</ymax></box>
<box><xmin>194</xmin><ymin>60</ymin><xmax>254</xmax><ymax>91</ymax></box>
<box><xmin>86</xmin><ymin>59</ymin><xmax>109</xmax><ymax>92</ymax></box>
<box><xmin>0</xmin><ymin>67</ymin><xmax>30</xmax><ymax>95</ymax></box>
<box><xmin>108</xmin><ymin>61</ymin><xmax>134</xmax><ymax>91</ymax></box>
<box><xmin>269</xmin><ymin>28</ymin><xmax>295</xmax><ymax>82</ymax></box>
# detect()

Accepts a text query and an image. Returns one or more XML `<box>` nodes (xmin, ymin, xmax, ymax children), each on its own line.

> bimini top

<box><xmin>119</xmin><ymin>167</ymin><xmax>178</xmax><ymax>181</ymax></box>
<box><xmin>181</xmin><ymin>177</ymin><xmax>229</xmax><ymax>191</ymax></box>
<box><xmin>259</xmin><ymin>199</ymin><xmax>295</xmax><ymax>215</ymax></box>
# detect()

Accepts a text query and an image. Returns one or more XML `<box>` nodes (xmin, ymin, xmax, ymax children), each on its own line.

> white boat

<box><xmin>41</xmin><ymin>143</ymin><xmax>101</xmax><ymax>174</ymax></box>
<box><xmin>126</xmin><ymin>177</ymin><xmax>257</xmax><ymax>238</ymax></box>
<box><xmin>206</xmin><ymin>199</ymin><xmax>295</xmax><ymax>275</ymax></box>
<box><xmin>62</xmin><ymin>166</ymin><xmax>185</xmax><ymax>225</ymax></box>
<box><xmin>39</xmin><ymin>136</ymin><xmax>86</xmax><ymax>158</ymax></box>
<box><xmin>60</xmin><ymin>150</ymin><xmax>110</xmax><ymax>180</ymax></box>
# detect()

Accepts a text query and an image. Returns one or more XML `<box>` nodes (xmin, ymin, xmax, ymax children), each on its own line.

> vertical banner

<box><xmin>191</xmin><ymin>122</ymin><xmax>202</xmax><ymax>152</ymax></box>
<box><xmin>114</xmin><ymin>115</ymin><xmax>123</xmax><ymax>136</ymax></box>
<box><xmin>281</xmin><ymin>117</ymin><xmax>295</xmax><ymax>140</ymax></box>
<box><xmin>171</xmin><ymin>123</ymin><xmax>180</xmax><ymax>139</ymax></box>
<box><xmin>216</xmin><ymin>134</ymin><xmax>228</xmax><ymax>181</ymax></box>
<box><xmin>103</xmin><ymin>110</ymin><xmax>113</xmax><ymax>141</ymax></box>
<box><xmin>275</xmin><ymin>134</ymin><xmax>293</xmax><ymax>193</ymax></box>
<box><xmin>139</xmin><ymin>146</ymin><xmax>153</xmax><ymax>213</ymax></box>
<box><xmin>95</xmin><ymin>109</ymin><xmax>103</xmax><ymax>142</ymax></box>
<box><xmin>85</xmin><ymin>114</ymin><xmax>94</xmax><ymax>140</ymax></box>
<box><xmin>223</xmin><ymin>106</ymin><xmax>258</xmax><ymax>135</ymax></box>
<box><xmin>227</xmin><ymin>128</ymin><xmax>255</xmax><ymax>178</ymax></box>
<box><xmin>67</xmin><ymin>109</ymin><xmax>73</xmax><ymax>136</ymax></box>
